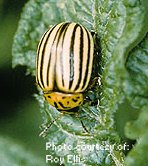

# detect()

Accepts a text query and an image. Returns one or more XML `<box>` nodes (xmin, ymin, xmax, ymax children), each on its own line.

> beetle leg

<box><xmin>80</xmin><ymin>120</ymin><xmax>90</xmax><ymax>133</ymax></box>
<box><xmin>39</xmin><ymin>113</ymin><xmax>63</xmax><ymax>137</ymax></box>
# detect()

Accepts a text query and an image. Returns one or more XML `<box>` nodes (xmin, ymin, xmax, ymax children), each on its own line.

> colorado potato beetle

<box><xmin>36</xmin><ymin>22</ymin><xmax>94</xmax><ymax>110</ymax></box>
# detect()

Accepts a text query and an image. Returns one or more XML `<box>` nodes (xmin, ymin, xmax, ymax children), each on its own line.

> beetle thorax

<box><xmin>44</xmin><ymin>91</ymin><xmax>83</xmax><ymax>110</ymax></box>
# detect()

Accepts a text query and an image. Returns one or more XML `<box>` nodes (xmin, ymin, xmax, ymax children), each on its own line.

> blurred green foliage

<box><xmin>0</xmin><ymin>0</ymin><xmax>48</xmax><ymax>165</ymax></box>
<box><xmin>0</xmin><ymin>136</ymin><xmax>45</xmax><ymax>166</ymax></box>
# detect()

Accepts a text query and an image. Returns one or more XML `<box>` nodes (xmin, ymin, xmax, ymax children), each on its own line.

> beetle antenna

<box><xmin>39</xmin><ymin>113</ymin><xmax>63</xmax><ymax>137</ymax></box>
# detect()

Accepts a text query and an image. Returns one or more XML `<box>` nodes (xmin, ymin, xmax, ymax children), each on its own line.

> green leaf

<box><xmin>125</xmin><ymin>105</ymin><xmax>148</xmax><ymax>140</ymax></box>
<box><xmin>12</xmin><ymin>0</ymin><xmax>62</xmax><ymax>75</ymax></box>
<box><xmin>0</xmin><ymin>136</ymin><xmax>45</xmax><ymax>166</ymax></box>
<box><xmin>124</xmin><ymin>34</ymin><xmax>148</xmax><ymax>108</ymax></box>
<box><xmin>125</xmin><ymin>132</ymin><xmax>148</xmax><ymax>166</ymax></box>
<box><xmin>100</xmin><ymin>0</ymin><xmax>148</xmax><ymax>114</ymax></box>
<box><xmin>124</xmin><ymin>105</ymin><xmax>148</xmax><ymax>165</ymax></box>
<box><xmin>12</xmin><ymin>0</ymin><xmax>148</xmax><ymax>165</ymax></box>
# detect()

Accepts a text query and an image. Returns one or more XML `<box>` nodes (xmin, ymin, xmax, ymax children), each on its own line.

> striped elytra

<box><xmin>36</xmin><ymin>22</ymin><xmax>94</xmax><ymax>110</ymax></box>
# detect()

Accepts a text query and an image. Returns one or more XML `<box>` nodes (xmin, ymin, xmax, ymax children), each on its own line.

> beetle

<box><xmin>36</xmin><ymin>22</ymin><xmax>94</xmax><ymax>111</ymax></box>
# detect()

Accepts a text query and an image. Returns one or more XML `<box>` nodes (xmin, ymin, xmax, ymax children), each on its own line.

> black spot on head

<box><xmin>72</xmin><ymin>98</ymin><xmax>78</xmax><ymax>102</ymax></box>
<box><xmin>54</xmin><ymin>102</ymin><xmax>58</xmax><ymax>108</ymax></box>
<box><xmin>78</xmin><ymin>101</ymin><xmax>82</xmax><ymax>105</ymax></box>
<box><xmin>48</xmin><ymin>95</ymin><xmax>51</xmax><ymax>98</ymax></box>
<box><xmin>62</xmin><ymin>96</ymin><xmax>66</xmax><ymax>99</ymax></box>
<box><xmin>76</xmin><ymin>96</ymin><xmax>80</xmax><ymax>99</ymax></box>
<box><xmin>58</xmin><ymin>102</ymin><xmax>71</xmax><ymax>109</ymax></box>
<box><xmin>67</xmin><ymin>101</ymin><xmax>69</xmax><ymax>104</ymax></box>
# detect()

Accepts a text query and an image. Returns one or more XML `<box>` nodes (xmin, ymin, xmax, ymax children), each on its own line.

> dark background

<box><xmin>0</xmin><ymin>0</ymin><xmax>46</xmax><ymax>159</ymax></box>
